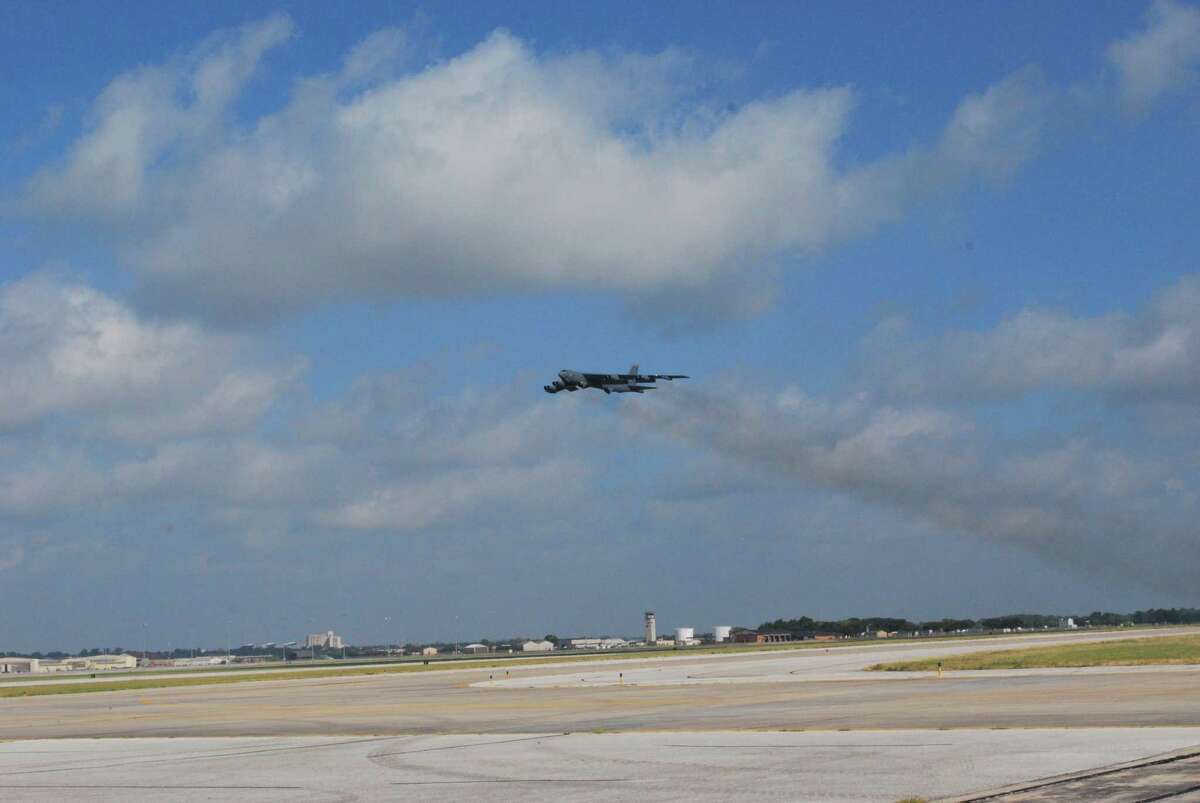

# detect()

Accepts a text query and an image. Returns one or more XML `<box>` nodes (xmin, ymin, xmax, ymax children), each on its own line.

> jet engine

<box><xmin>544</xmin><ymin>380</ymin><xmax>566</xmax><ymax>393</ymax></box>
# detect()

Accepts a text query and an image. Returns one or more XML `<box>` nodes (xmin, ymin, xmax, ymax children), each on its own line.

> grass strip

<box><xmin>0</xmin><ymin>660</ymin><xmax>513</xmax><ymax>698</ymax></box>
<box><xmin>868</xmin><ymin>634</ymin><xmax>1200</xmax><ymax>671</ymax></box>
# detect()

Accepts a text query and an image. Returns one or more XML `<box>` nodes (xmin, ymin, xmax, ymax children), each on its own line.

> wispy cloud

<box><xmin>631</xmin><ymin>381</ymin><xmax>1199</xmax><ymax>593</ymax></box>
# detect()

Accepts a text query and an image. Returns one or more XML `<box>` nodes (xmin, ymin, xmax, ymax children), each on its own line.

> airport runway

<box><xmin>2</xmin><ymin>628</ymin><xmax>1199</xmax><ymax>800</ymax></box>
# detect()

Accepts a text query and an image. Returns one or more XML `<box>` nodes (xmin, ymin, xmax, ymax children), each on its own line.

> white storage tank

<box><xmin>674</xmin><ymin>627</ymin><xmax>695</xmax><ymax>643</ymax></box>
<box><xmin>713</xmin><ymin>626</ymin><xmax>732</xmax><ymax>643</ymax></box>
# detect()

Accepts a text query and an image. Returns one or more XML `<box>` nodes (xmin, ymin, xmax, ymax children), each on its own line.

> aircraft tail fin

<box><xmin>630</xmin><ymin>363</ymin><xmax>639</xmax><ymax>376</ymax></box>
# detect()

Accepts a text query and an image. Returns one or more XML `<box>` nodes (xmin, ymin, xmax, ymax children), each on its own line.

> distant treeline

<box><xmin>757</xmin><ymin>608</ymin><xmax>1200</xmax><ymax>637</ymax></box>
<box><xmin>1085</xmin><ymin>608</ymin><xmax>1200</xmax><ymax>626</ymax></box>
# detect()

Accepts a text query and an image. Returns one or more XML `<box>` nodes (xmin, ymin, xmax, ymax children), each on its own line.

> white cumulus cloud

<box><xmin>0</xmin><ymin>273</ymin><xmax>300</xmax><ymax>440</ymax></box>
<box><xmin>0</xmin><ymin>276</ymin><xmax>604</xmax><ymax>551</ymax></box>
<box><xmin>22</xmin><ymin>19</ymin><xmax>1088</xmax><ymax>323</ymax></box>
<box><xmin>26</xmin><ymin>14</ymin><xmax>295</xmax><ymax>219</ymax></box>
<box><xmin>1109</xmin><ymin>0</ymin><xmax>1200</xmax><ymax>116</ymax></box>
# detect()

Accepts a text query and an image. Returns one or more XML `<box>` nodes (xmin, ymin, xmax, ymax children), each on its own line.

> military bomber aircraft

<box><xmin>544</xmin><ymin>364</ymin><xmax>689</xmax><ymax>394</ymax></box>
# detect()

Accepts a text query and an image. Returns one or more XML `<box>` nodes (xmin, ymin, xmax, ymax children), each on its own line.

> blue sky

<box><xmin>1</xmin><ymin>1</ymin><xmax>1199</xmax><ymax>652</ymax></box>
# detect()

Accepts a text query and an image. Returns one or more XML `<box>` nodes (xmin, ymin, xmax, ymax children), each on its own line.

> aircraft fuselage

<box><xmin>544</xmin><ymin>367</ymin><xmax>687</xmax><ymax>395</ymax></box>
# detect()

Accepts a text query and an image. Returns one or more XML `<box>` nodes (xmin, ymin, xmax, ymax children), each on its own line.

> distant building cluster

<box><xmin>1</xmin><ymin>609</ymin><xmax>1117</xmax><ymax>679</ymax></box>
<box><xmin>304</xmin><ymin>631</ymin><xmax>344</xmax><ymax>649</ymax></box>
<box><xmin>12</xmin><ymin>609</ymin><xmax>1110</xmax><ymax>676</ymax></box>
<box><xmin>541</xmin><ymin>616</ymin><xmax>741</xmax><ymax>651</ymax></box>
<box><xmin>0</xmin><ymin>653</ymin><xmax>138</xmax><ymax>675</ymax></box>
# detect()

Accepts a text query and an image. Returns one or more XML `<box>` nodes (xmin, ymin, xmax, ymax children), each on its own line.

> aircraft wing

<box><xmin>633</xmin><ymin>373</ymin><xmax>688</xmax><ymax>382</ymax></box>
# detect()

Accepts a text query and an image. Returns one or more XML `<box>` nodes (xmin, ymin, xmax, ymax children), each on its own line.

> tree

<box><xmin>544</xmin><ymin>634</ymin><xmax>559</xmax><ymax>645</ymax></box>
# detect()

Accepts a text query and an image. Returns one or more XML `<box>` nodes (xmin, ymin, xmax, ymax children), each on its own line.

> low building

<box><xmin>0</xmin><ymin>657</ymin><xmax>39</xmax><ymax>674</ymax></box>
<box><xmin>732</xmin><ymin>631</ymin><xmax>792</xmax><ymax>644</ymax></box>
<box><xmin>566</xmin><ymin>638</ymin><xmax>600</xmax><ymax>649</ymax></box>
<box><xmin>38</xmin><ymin>660</ymin><xmax>76</xmax><ymax>672</ymax></box>
<box><xmin>93</xmin><ymin>654</ymin><xmax>138</xmax><ymax>670</ymax></box>
<box><xmin>172</xmin><ymin>656</ymin><xmax>228</xmax><ymax>668</ymax></box>
<box><xmin>522</xmin><ymin>640</ymin><xmax>554</xmax><ymax>652</ymax></box>
<box><xmin>1</xmin><ymin>654</ymin><xmax>138</xmax><ymax>674</ymax></box>
<box><xmin>46</xmin><ymin>655</ymin><xmax>139</xmax><ymax>672</ymax></box>
<box><xmin>463</xmin><ymin>643</ymin><xmax>490</xmax><ymax>655</ymax></box>
<box><xmin>41</xmin><ymin>658</ymin><xmax>84</xmax><ymax>672</ymax></box>
<box><xmin>421</xmin><ymin>647</ymin><xmax>438</xmax><ymax>656</ymax></box>
<box><xmin>566</xmin><ymin>637</ymin><xmax>628</xmax><ymax>650</ymax></box>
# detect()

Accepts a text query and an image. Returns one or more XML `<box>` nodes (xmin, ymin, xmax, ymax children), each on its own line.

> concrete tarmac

<box><xmin>2</xmin><ymin>729</ymin><xmax>1199</xmax><ymax>802</ymax></box>
<box><xmin>3</xmin><ymin>628</ymin><xmax>1200</xmax><ymax>738</ymax></box>
<box><xmin>3</xmin><ymin>628</ymin><xmax>1199</xmax><ymax>801</ymax></box>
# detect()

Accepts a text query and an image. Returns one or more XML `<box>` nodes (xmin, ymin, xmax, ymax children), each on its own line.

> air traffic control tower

<box><xmin>645</xmin><ymin>611</ymin><xmax>656</xmax><ymax>644</ymax></box>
